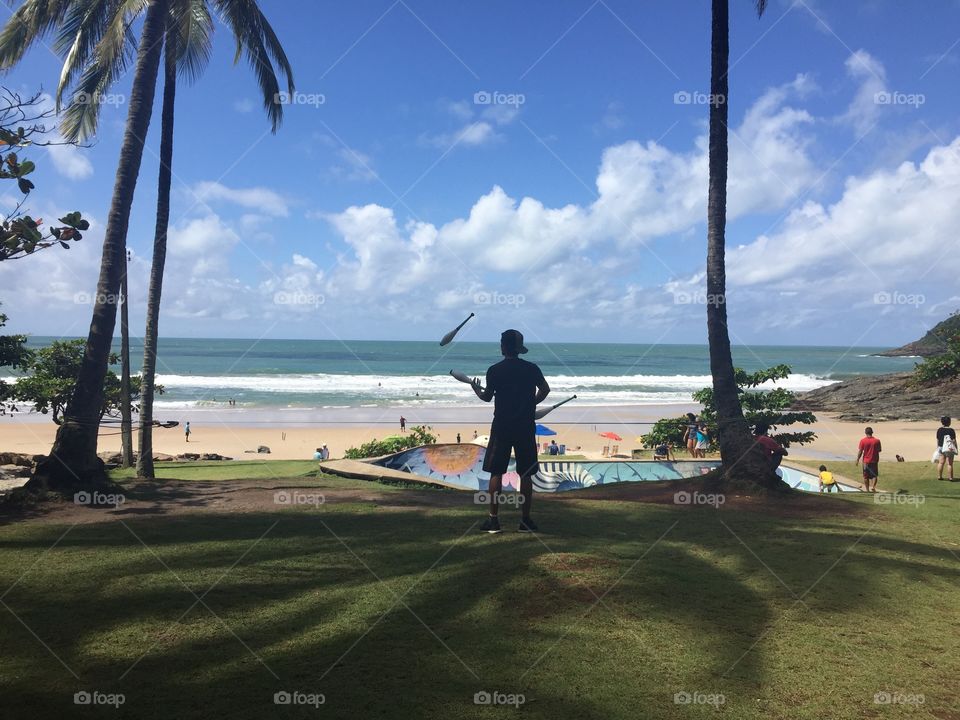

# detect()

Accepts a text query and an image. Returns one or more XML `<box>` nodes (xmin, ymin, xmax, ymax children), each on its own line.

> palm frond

<box><xmin>756</xmin><ymin>0</ymin><xmax>768</xmax><ymax>17</ymax></box>
<box><xmin>55</xmin><ymin>0</ymin><xmax>128</xmax><ymax>110</ymax></box>
<box><xmin>0</xmin><ymin>0</ymin><xmax>73</xmax><ymax>70</ymax></box>
<box><xmin>59</xmin><ymin>0</ymin><xmax>142</xmax><ymax>140</ymax></box>
<box><xmin>170</xmin><ymin>0</ymin><xmax>212</xmax><ymax>83</ymax></box>
<box><xmin>212</xmin><ymin>0</ymin><xmax>294</xmax><ymax>132</ymax></box>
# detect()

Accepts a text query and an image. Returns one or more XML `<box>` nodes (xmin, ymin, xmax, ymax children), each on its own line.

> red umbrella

<box><xmin>599</xmin><ymin>432</ymin><xmax>623</xmax><ymax>441</ymax></box>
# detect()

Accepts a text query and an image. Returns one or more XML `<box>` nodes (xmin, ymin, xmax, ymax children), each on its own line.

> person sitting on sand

<box><xmin>935</xmin><ymin>416</ymin><xmax>956</xmax><ymax>481</ymax></box>
<box><xmin>818</xmin><ymin>464</ymin><xmax>837</xmax><ymax>493</ymax></box>
<box><xmin>548</xmin><ymin>440</ymin><xmax>559</xmax><ymax>456</ymax></box>
<box><xmin>753</xmin><ymin>423</ymin><xmax>787</xmax><ymax>469</ymax></box>
<box><xmin>855</xmin><ymin>426</ymin><xmax>882</xmax><ymax>492</ymax></box>
<box><xmin>313</xmin><ymin>447</ymin><xmax>323</xmax><ymax>460</ymax></box>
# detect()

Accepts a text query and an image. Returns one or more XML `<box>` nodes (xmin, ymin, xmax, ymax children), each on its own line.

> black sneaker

<box><xmin>518</xmin><ymin>517</ymin><xmax>538</xmax><ymax>533</ymax></box>
<box><xmin>480</xmin><ymin>516</ymin><xmax>502</xmax><ymax>534</ymax></box>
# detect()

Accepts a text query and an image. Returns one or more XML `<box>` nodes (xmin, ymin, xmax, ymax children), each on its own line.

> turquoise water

<box><xmin>15</xmin><ymin>337</ymin><xmax>917</xmax><ymax>410</ymax></box>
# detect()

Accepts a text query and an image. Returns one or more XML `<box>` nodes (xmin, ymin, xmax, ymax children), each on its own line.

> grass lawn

<box><xmin>0</xmin><ymin>460</ymin><xmax>957</xmax><ymax>719</ymax></box>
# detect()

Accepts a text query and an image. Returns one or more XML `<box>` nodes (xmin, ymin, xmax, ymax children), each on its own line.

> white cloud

<box><xmin>192</xmin><ymin>181</ymin><xmax>289</xmax><ymax>217</ymax></box>
<box><xmin>46</xmin><ymin>143</ymin><xmax>93</xmax><ymax>179</ymax></box>
<box><xmin>330</xmin><ymin>147</ymin><xmax>377</xmax><ymax>182</ymax></box>
<box><xmin>841</xmin><ymin>49</ymin><xmax>887</xmax><ymax>134</ymax></box>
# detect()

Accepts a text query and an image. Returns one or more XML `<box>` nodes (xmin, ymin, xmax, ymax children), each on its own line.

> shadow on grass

<box><xmin>0</xmin><ymin>497</ymin><xmax>956</xmax><ymax>719</ymax></box>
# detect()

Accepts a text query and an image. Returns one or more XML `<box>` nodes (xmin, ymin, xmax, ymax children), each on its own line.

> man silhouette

<box><xmin>472</xmin><ymin>329</ymin><xmax>550</xmax><ymax>533</ymax></box>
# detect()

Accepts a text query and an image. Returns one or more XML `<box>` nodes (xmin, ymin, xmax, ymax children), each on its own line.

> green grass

<box><xmin>109</xmin><ymin>459</ymin><xmax>321</xmax><ymax>482</ymax></box>
<box><xmin>791</xmin><ymin>459</ymin><xmax>960</xmax><ymax>497</ymax></box>
<box><xmin>0</xmin><ymin>460</ymin><xmax>958</xmax><ymax>719</ymax></box>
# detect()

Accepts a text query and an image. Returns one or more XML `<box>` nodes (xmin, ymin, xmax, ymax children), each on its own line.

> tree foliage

<box><xmin>645</xmin><ymin>365</ymin><xmax>817</xmax><ymax>449</ymax></box>
<box><xmin>914</xmin><ymin>333</ymin><xmax>960</xmax><ymax>385</ymax></box>
<box><xmin>10</xmin><ymin>339</ymin><xmax>162</xmax><ymax>424</ymax></box>
<box><xmin>344</xmin><ymin>426</ymin><xmax>437</xmax><ymax>459</ymax></box>
<box><xmin>0</xmin><ymin>304</ymin><xmax>32</xmax><ymax>410</ymax></box>
<box><xmin>0</xmin><ymin>89</ymin><xmax>88</xmax><ymax>261</ymax></box>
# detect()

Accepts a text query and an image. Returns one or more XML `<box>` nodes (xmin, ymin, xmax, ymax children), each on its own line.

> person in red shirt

<box><xmin>753</xmin><ymin>423</ymin><xmax>788</xmax><ymax>469</ymax></box>
<box><xmin>856</xmin><ymin>426</ymin><xmax>882</xmax><ymax>492</ymax></box>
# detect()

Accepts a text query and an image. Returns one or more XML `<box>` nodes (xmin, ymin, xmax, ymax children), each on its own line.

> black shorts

<box><xmin>483</xmin><ymin>424</ymin><xmax>538</xmax><ymax>477</ymax></box>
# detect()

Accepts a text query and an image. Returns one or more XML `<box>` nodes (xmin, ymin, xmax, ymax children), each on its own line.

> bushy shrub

<box><xmin>914</xmin><ymin>334</ymin><xmax>960</xmax><ymax>385</ymax></box>
<box><xmin>344</xmin><ymin>425</ymin><xmax>437</xmax><ymax>459</ymax></box>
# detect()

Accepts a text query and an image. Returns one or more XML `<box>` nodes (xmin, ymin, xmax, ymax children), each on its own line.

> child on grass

<box><xmin>818</xmin><ymin>464</ymin><xmax>838</xmax><ymax>493</ymax></box>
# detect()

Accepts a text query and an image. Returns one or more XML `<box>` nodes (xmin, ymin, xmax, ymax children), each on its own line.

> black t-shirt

<box><xmin>937</xmin><ymin>426</ymin><xmax>956</xmax><ymax>447</ymax></box>
<box><xmin>486</xmin><ymin>358</ymin><xmax>546</xmax><ymax>430</ymax></box>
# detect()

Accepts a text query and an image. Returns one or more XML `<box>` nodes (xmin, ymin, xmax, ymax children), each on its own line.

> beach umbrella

<box><xmin>599</xmin><ymin>431</ymin><xmax>623</xmax><ymax>442</ymax></box>
<box><xmin>535</xmin><ymin>424</ymin><xmax>557</xmax><ymax>436</ymax></box>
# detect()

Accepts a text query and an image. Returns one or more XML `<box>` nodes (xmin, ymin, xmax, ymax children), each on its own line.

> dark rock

<box><xmin>796</xmin><ymin>372</ymin><xmax>960</xmax><ymax>421</ymax></box>
<box><xmin>257</xmin><ymin>445</ymin><xmax>271</xmax><ymax>454</ymax></box>
<box><xmin>0</xmin><ymin>452</ymin><xmax>35</xmax><ymax>467</ymax></box>
<box><xmin>176</xmin><ymin>453</ymin><xmax>201</xmax><ymax>461</ymax></box>
<box><xmin>200</xmin><ymin>453</ymin><xmax>232</xmax><ymax>461</ymax></box>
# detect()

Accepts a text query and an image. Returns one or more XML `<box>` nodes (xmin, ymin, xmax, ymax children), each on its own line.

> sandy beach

<box><xmin>0</xmin><ymin>405</ymin><xmax>945</xmax><ymax>463</ymax></box>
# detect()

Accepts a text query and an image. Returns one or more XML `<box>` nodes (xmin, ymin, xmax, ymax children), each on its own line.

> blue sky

<box><xmin>1</xmin><ymin>0</ymin><xmax>959</xmax><ymax>348</ymax></box>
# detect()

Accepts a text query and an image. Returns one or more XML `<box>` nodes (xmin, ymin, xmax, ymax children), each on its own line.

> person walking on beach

<box><xmin>936</xmin><ymin>416</ymin><xmax>956</xmax><ymax>481</ymax></box>
<box><xmin>753</xmin><ymin>423</ymin><xmax>787</xmax><ymax>469</ymax></box>
<box><xmin>682</xmin><ymin>413</ymin><xmax>698</xmax><ymax>458</ymax></box>
<box><xmin>471</xmin><ymin>329</ymin><xmax>550</xmax><ymax>534</ymax></box>
<box><xmin>400</xmin><ymin>416</ymin><xmax>406</xmax><ymax>432</ymax></box>
<box><xmin>456</xmin><ymin>432</ymin><xmax>461</xmax><ymax>444</ymax></box>
<box><xmin>856</xmin><ymin>427</ymin><xmax>882</xmax><ymax>492</ymax></box>
<box><xmin>184</xmin><ymin>421</ymin><xmax>191</xmax><ymax>443</ymax></box>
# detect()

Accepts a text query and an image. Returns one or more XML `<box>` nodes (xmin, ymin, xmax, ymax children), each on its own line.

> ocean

<box><xmin>16</xmin><ymin>337</ymin><xmax>918</xmax><ymax>412</ymax></box>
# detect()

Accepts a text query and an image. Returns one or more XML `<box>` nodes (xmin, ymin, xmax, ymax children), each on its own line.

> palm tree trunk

<box><xmin>28</xmin><ymin>0</ymin><xmax>169</xmax><ymax>494</ymax></box>
<box><xmin>707</xmin><ymin>0</ymin><xmax>778</xmax><ymax>487</ymax></box>
<box><xmin>137</xmin><ymin>29</ymin><xmax>177</xmax><ymax>480</ymax></box>
<box><xmin>119</xmin><ymin>249</ymin><xmax>133</xmax><ymax>467</ymax></box>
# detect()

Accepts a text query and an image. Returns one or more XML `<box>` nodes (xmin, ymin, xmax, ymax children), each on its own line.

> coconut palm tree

<box><xmin>0</xmin><ymin>0</ymin><xmax>169</xmax><ymax>492</ymax></box>
<box><xmin>707</xmin><ymin>0</ymin><xmax>780</xmax><ymax>487</ymax></box>
<box><xmin>0</xmin><ymin>0</ymin><xmax>293</xmax><ymax>490</ymax></box>
<box><xmin>133</xmin><ymin>2</ymin><xmax>293</xmax><ymax>478</ymax></box>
